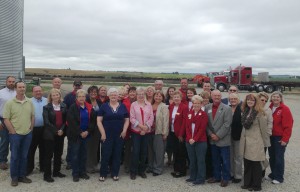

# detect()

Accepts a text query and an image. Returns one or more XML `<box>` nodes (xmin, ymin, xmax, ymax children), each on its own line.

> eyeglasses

<box><xmin>229</xmin><ymin>89</ymin><xmax>237</xmax><ymax>92</ymax></box>
<box><xmin>260</xmin><ymin>99</ymin><xmax>267</xmax><ymax>102</ymax></box>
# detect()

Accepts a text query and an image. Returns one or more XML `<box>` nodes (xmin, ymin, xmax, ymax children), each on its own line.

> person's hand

<box><xmin>140</xmin><ymin>125</ymin><xmax>148</xmax><ymax>131</ymax></box>
<box><xmin>178</xmin><ymin>136</ymin><xmax>183</xmax><ymax>142</ymax></box>
<box><xmin>9</xmin><ymin>130</ymin><xmax>16</xmax><ymax>134</ymax></box>
<box><xmin>101</xmin><ymin>133</ymin><xmax>106</xmax><ymax>142</ymax></box>
<box><xmin>211</xmin><ymin>134</ymin><xmax>219</xmax><ymax>141</ymax></box>
<box><xmin>162</xmin><ymin>135</ymin><xmax>167</xmax><ymax>141</ymax></box>
<box><xmin>120</xmin><ymin>131</ymin><xmax>126</xmax><ymax>139</ymax></box>
<box><xmin>189</xmin><ymin>139</ymin><xmax>195</xmax><ymax>145</ymax></box>
<box><xmin>57</xmin><ymin>130</ymin><xmax>64</xmax><ymax>136</ymax></box>
<box><xmin>80</xmin><ymin>131</ymin><xmax>88</xmax><ymax>139</ymax></box>
<box><xmin>140</xmin><ymin>131</ymin><xmax>146</xmax><ymax>135</ymax></box>
<box><xmin>280</xmin><ymin>140</ymin><xmax>287</xmax><ymax>146</ymax></box>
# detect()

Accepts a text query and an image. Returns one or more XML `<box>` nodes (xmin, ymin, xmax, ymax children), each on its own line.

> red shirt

<box><xmin>269</xmin><ymin>102</ymin><xmax>293</xmax><ymax>143</ymax></box>
<box><xmin>212</xmin><ymin>103</ymin><xmax>220</xmax><ymax>120</ymax></box>
<box><xmin>55</xmin><ymin>111</ymin><xmax>63</xmax><ymax>129</ymax></box>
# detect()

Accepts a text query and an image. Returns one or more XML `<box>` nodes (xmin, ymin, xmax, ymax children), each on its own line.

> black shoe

<box><xmin>18</xmin><ymin>177</ymin><xmax>32</xmax><ymax>183</ymax></box>
<box><xmin>73</xmin><ymin>176</ymin><xmax>79</xmax><ymax>182</ymax></box>
<box><xmin>152</xmin><ymin>172</ymin><xmax>160</xmax><ymax>176</ymax></box>
<box><xmin>80</xmin><ymin>173</ymin><xmax>90</xmax><ymax>180</ymax></box>
<box><xmin>138</xmin><ymin>172</ymin><xmax>147</xmax><ymax>179</ymax></box>
<box><xmin>186</xmin><ymin>178</ymin><xmax>195</xmax><ymax>182</ymax></box>
<box><xmin>252</xmin><ymin>187</ymin><xmax>261</xmax><ymax>191</ymax></box>
<box><xmin>193</xmin><ymin>180</ymin><xmax>205</xmax><ymax>185</ymax></box>
<box><xmin>53</xmin><ymin>172</ymin><xmax>66</xmax><ymax>178</ymax></box>
<box><xmin>11</xmin><ymin>180</ymin><xmax>18</xmax><ymax>187</ymax></box>
<box><xmin>130</xmin><ymin>173</ymin><xmax>136</xmax><ymax>180</ymax></box>
<box><xmin>232</xmin><ymin>178</ymin><xmax>242</xmax><ymax>183</ymax></box>
<box><xmin>146</xmin><ymin>169</ymin><xmax>152</xmax><ymax>173</ymax></box>
<box><xmin>44</xmin><ymin>177</ymin><xmax>54</xmax><ymax>183</ymax></box>
<box><xmin>66</xmin><ymin>164</ymin><xmax>72</xmax><ymax>170</ymax></box>
<box><xmin>241</xmin><ymin>185</ymin><xmax>251</xmax><ymax>189</ymax></box>
<box><xmin>173</xmin><ymin>172</ymin><xmax>186</xmax><ymax>178</ymax></box>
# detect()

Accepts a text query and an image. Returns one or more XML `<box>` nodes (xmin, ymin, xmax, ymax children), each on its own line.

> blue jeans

<box><xmin>71</xmin><ymin>139</ymin><xmax>87</xmax><ymax>177</ymax></box>
<box><xmin>0</xmin><ymin>128</ymin><xmax>9</xmax><ymax>163</ymax></box>
<box><xmin>268</xmin><ymin>136</ymin><xmax>286</xmax><ymax>183</ymax></box>
<box><xmin>9</xmin><ymin>132</ymin><xmax>32</xmax><ymax>180</ymax></box>
<box><xmin>211</xmin><ymin>145</ymin><xmax>231</xmax><ymax>181</ymax></box>
<box><xmin>130</xmin><ymin>133</ymin><xmax>149</xmax><ymax>174</ymax></box>
<box><xmin>186</xmin><ymin>142</ymin><xmax>207</xmax><ymax>183</ymax></box>
<box><xmin>100</xmin><ymin>136</ymin><xmax>124</xmax><ymax>177</ymax></box>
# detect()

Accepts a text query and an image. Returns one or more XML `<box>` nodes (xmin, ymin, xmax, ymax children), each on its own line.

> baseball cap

<box><xmin>73</xmin><ymin>80</ymin><xmax>82</xmax><ymax>86</ymax></box>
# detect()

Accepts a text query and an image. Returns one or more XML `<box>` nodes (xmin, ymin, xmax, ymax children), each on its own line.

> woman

<box><xmin>123</xmin><ymin>86</ymin><xmax>137</xmax><ymax>173</ymax></box>
<box><xmin>165</xmin><ymin>87</ymin><xmax>176</xmax><ymax>106</ymax></box>
<box><xmin>257</xmin><ymin>92</ymin><xmax>273</xmax><ymax>178</ymax></box>
<box><xmin>169</xmin><ymin>90</ymin><xmax>188</xmax><ymax>178</ymax></box>
<box><xmin>199</xmin><ymin>91</ymin><xmax>210</xmax><ymax>109</ymax></box>
<box><xmin>240</xmin><ymin>93</ymin><xmax>268</xmax><ymax>191</ymax></box>
<box><xmin>187</xmin><ymin>88</ymin><xmax>197</xmax><ymax>111</ymax></box>
<box><xmin>228</xmin><ymin>93</ymin><xmax>243</xmax><ymax>183</ymax></box>
<box><xmin>185</xmin><ymin>95</ymin><xmax>208</xmax><ymax>185</ymax></box>
<box><xmin>267</xmin><ymin>91</ymin><xmax>293</xmax><ymax>184</ymax></box>
<box><xmin>165</xmin><ymin>86</ymin><xmax>176</xmax><ymax>165</ymax></box>
<box><xmin>98</xmin><ymin>85</ymin><xmax>109</xmax><ymax>103</ymax></box>
<box><xmin>146</xmin><ymin>86</ymin><xmax>155</xmax><ymax>103</ymax></box>
<box><xmin>129</xmin><ymin>87</ymin><xmax>154</xmax><ymax>180</ymax></box>
<box><xmin>148</xmin><ymin>91</ymin><xmax>169</xmax><ymax>176</ymax></box>
<box><xmin>86</xmin><ymin>86</ymin><xmax>102</xmax><ymax>173</ymax></box>
<box><xmin>43</xmin><ymin>88</ymin><xmax>67</xmax><ymax>182</ymax></box>
<box><xmin>97</xmin><ymin>88</ymin><xmax>129</xmax><ymax>182</ymax></box>
<box><xmin>67</xmin><ymin>89</ymin><xmax>96</xmax><ymax>182</ymax></box>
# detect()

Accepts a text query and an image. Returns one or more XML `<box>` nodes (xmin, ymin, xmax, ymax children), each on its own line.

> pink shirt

<box><xmin>130</xmin><ymin>101</ymin><xmax>154</xmax><ymax>134</ymax></box>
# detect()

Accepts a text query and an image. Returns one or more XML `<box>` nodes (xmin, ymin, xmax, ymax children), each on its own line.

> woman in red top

<box><xmin>267</xmin><ymin>91</ymin><xmax>293</xmax><ymax>184</ymax></box>
<box><xmin>185</xmin><ymin>95</ymin><xmax>208</xmax><ymax>185</ymax></box>
<box><xmin>169</xmin><ymin>90</ymin><xmax>188</xmax><ymax>178</ymax></box>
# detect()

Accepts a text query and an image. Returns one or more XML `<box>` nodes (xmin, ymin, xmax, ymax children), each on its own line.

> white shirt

<box><xmin>171</xmin><ymin>106</ymin><xmax>178</xmax><ymax>132</ymax></box>
<box><xmin>188</xmin><ymin>101</ymin><xmax>193</xmax><ymax>111</ymax></box>
<box><xmin>272</xmin><ymin>106</ymin><xmax>278</xmax><ymax>113</ymax></box>
<box><xmin>0</xmin><ymin>87</ymin><xmax>16</xmax><ymax>117</ymax></box>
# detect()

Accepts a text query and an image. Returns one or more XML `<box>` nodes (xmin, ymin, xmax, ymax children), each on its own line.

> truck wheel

<box><xmin>217</xmin><ymin>84</ymin><xmax>226</xmax><ymax>92</ymax></box>
<box><xmin>256</xmin><ymin>85</ymin><xmax>264</xmax><ymax>93</ymax></box>
<box><xmin>265</xmin><ymin>85</ymin><xmax>274</xmax><ymax>93</ymax></box>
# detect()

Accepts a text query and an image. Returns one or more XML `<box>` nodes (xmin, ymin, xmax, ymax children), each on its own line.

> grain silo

<box><xmin>0</xmin><ymin>0</ymin><xmax>25</xmax><ymax>87</ymax></box>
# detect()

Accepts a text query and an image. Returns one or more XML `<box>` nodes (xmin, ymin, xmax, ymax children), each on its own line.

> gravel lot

<box><xmin>0</xmin><ymin>86</ymin><xmax>299</xmax><ymax>192</ymax></box>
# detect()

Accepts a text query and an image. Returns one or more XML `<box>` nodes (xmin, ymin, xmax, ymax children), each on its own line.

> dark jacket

<box><xmin>43</xmin><ymin>102</ymin><xmax>67</xmax><ymax>140</ymax></box>
<box><xmin>231</xmin><ymin>104</ymin><xmax>243</xmax><ymax>140</ymax></box>
<box><xmin>67</xmin><ymin>101</ymin><xmax>96</xmax><ymax>142</ymax></box>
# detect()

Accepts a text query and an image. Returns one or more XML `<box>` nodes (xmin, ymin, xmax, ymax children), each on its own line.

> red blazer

<box><xmin>169</xmin><ymin>102</ymin><xmax>188</xmax><ymax>138</ymax></box>
<box><xmin>185</xmin><ymin>109</ymin><xmax>208</xmax><ymax>142</ymax></box>
<box><xmin>122</xmin><ymin>97</ymin><xmax>132</xmax><ymax>140</ymax></box>
<box><xmin>179</xmin><ymin>88</ymin><xmax>188</xmax><ymax>105</ymax></box>
<box><xmin>269</xmin><ymin>102</ymin><xmax>293</xmax><ymax>143</ymax></box>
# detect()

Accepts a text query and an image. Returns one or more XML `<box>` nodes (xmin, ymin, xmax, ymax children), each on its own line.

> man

<box><xmin>205</xmin><ymin>90</ymin><xmax>232</xmax><ymax>187</ymax></box>
<box><xmin>203</xmin><ymin>82</ymin><xmax>212</xmax><ymax>94</ymax></box>
<box><xmin>221</xmin><ymin>85</ymin><xmax>239</xmax><ymax>105</ymax></box>
<box><xmin>64</xmin><ymin>80</ymin><xmax>83</xmax><ymax>169</ymax></box>
<box><xmin>179</xmin><ymin>78</ymin><xmax>188</xmax><ymax>103</ymax></box>
<box><xmin>3</xmin><ymin>81</ymin><xmax>35</xmax><ymax>186</ymax></box>
<box><xmin>27</xmin><ymin>86</ymin><xmax>47</xmax><ymax>175</ymax></box>
<box><xmin>43</xmin><ymin>77</ymin><xmax>68</xmax><ymax>98</ymax></box>
<box><xmin>0</xmin><ymin>76</ymin><xmax>16</xmax><ymax>170</ymax></box>
<box><xmin>154</xmin><ymin>80</ymin><xmax>163</xmax><ymax>91</ymax></box>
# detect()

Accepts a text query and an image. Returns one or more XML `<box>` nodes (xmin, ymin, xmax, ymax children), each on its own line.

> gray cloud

<box><xmin>24</xmin><ymin>0</ymin><xmax>300</xmax><ymax>75</ymax></box>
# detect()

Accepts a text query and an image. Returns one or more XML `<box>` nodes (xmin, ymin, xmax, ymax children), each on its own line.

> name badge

<box><xmin>208</xmin><ymin>109</ymin><xmax>212</xmax><ymax>113</ymax></box>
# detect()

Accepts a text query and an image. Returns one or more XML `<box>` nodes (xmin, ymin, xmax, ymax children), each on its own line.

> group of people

<box><xmin>0</xmin><ymin>77</ymin><xmax>293</xmax><ymax>191</ymax></box>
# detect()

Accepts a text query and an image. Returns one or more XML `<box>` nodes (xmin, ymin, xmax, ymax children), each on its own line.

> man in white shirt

<box><xmin>0</xmin><ymin>76</ymin><xmax>16</xmax><ymax>170</ymax></box>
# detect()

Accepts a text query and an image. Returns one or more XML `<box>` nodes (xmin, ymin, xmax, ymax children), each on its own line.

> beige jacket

<box><xmin>154</xmin><ymin>103</ymin><xmax>169</xmax><ymax>136</ymax></box>
<box><xmin>263</xmin><ymin>107</ymin><xmax>273</xmax><ymax>147</ymax></box>
<box><xmin>240</xmin><ymin>113</ymin><xmax>268</xmax><ymax>161</ymax></box>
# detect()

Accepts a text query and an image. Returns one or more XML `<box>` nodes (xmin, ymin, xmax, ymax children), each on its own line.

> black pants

<box><xmin>44</xmin><ymin>136</ymin><xmax>64</xmax><ymax>178</ymax></box>
<box><xmin>205</xmin><ymin>138</ymin><xmax>213</xmax><ymax>179</ymax></box>
<box><xmin>169</xmin><ymin>132</ymin><xmax>187</xmax><ymax>174</ymax></box>
<box><xmin>27</xmin><ymin>126</ymin><xmax>45</xmax><ymax>174</ymax></box>
<box><xmin>244</xmin><ymin>158</ymin><xmax>262</xmax><ymax>189</ymax></box>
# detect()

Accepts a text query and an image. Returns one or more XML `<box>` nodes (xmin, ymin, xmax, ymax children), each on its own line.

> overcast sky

<box><xmin>24</xmin><ymin>0</ymin><xmax>300</xmax><ymax>75</ymax></box>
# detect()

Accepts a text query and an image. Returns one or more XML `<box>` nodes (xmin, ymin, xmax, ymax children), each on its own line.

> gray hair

<box><xmin>76</xmin><ymin>89</ymin><xmax>87</xmax><ymax>97</ymax></box>
<box><xmin>136</xmin><ymin>87</ymin><xmax>145</xmax><ymax>93</ymax></box>
<box><xmin>270</xmin><ymin>91</ymin><xmax>284</xmax><ymax>102</ymax></box>
<box><xmin>191</xmin><ymin>95</ymin><xmax>203</xmax><ymax>103</ymax></box>
<box><xmin>155</xmin><ymin>80</ymin><xmax>163</xmax><ymax>85</ymax></box>
<box><xmin>229</xmin><ymin>92</ymin><xmax>240</xmax><ymax>103</ymax></box>
<box><xmin>107</xmin><ymin>87</ymin><xmax>118</xmax><ymax>96</ymax></box>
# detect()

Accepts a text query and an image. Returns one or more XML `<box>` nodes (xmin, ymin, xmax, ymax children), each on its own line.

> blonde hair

<box><xmin>173</xmin><ymin>90</ymin><xmax>183</xmax><ymax>99</ymax></box>
<box><xmin>199</xmin><ymin>91</ymin><xmax>210</xmax><ymax>99</ymax></box>
<box><xmin>76</xmin><ymin>89</ymin><xmax>87</xmax><ymax>97</ymax></box>
<box><xmin>257</xmin><ymin>91</ymin><xmax>269</xmax><ymax>101</ymax></box>
<box><xmin>229</xmin><ymin>93</ymin><xmax>240</xmax><ymax>103</ymax></box>
<box><xmin>48</xmin><ymin>88</ymin><xmax>62</xmax><ymax>103</ymax></box>
<box><xmin>192</xmin><ymin>95</ymin><xmax>203</xmax><ymax>103</ymax></box>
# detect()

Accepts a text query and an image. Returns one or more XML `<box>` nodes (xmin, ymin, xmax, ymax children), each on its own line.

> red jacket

<box><xmin>269</xmin><ymin>102</ymin><xmax>293</xmax><ymax>143</ymax></box>
<box><xmin>169</xmin><ymin>102</ymin><xmax>188</xmax><ymax>138</ymax></box>
<box><xmin>179</xmin><ymin>88</ymin><xmax>188</xmax><ymax>105</ymax></box>
<box><xmin>185</xmin><ymin>109</ymin><xmax>208</xmax><ymax>142</ymax></box>
<box><xmin>122</xmin><ymin>97</ymin><xmax>131</xmax><ymax>140</ymax></box>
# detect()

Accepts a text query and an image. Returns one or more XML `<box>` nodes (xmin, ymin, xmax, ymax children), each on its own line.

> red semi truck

<box><xmin>200</xmin><ymin>65</ymin><xmax>298</xmax><ymax>93</ymax></box>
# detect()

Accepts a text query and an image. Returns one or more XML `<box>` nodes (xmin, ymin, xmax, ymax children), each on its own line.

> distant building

<box><xmin>0</xmin><ymin>0</ymin><xmax>25</xmax><ymax>87</ymax></box>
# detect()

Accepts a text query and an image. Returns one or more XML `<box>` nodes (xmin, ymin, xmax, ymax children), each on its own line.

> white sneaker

<box><xmin>265</xmin><ymin>176</ymin><xmax>272</xmax><ymax>181</ymax></box>
<box><xmin>272</xmin><ymin>180</ymin><xmax>281</xmax><ymax>184</ymax></box>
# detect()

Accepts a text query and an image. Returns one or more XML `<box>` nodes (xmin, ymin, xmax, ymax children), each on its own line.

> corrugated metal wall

<box><xmin>0</xmin><ymin>0</ymin><xmax>24</xmax><ymax>87</ymax></box>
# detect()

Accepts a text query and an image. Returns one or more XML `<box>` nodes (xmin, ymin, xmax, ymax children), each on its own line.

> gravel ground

<box><xmin>0</xmin><ymin>88</ymin><xmax>299</xmax><ymax>192</ymax></box>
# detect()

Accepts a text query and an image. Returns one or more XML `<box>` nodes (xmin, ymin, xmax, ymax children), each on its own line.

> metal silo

<box><xmin>0</xmin><ymin>0</ymin><xmax>25</xmax><ymax>86</ymax></box>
